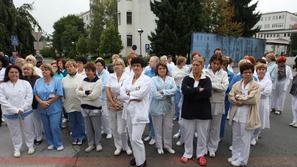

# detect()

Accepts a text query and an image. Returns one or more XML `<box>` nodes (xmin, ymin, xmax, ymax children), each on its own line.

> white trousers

<box><xmin>272</xmin><ymin>89</ymin><xmax>287</xmax><ymax>111</ymax></box>
<box><xmin>109</xmin><ymin>109</ymin><xmax>129</xmax><ymax>150</ymax></box>
<box><xmin>183</xmin><ymin>119</ymin><xmax>210</xmax><ymax>158</ymax></box>
<box><xmin>5</xmin><ymin>114</ymin><xmax>35</xmax><ymax>152</ymax></box>
<box><xmin>207</xmin><ymin>114</ymin><xmax>222</xmax><ymax>153</ymax></box>
<box><xmin>127</xmin><ymin>112</ymin><xmax>146</xmax><ymax>166</ymax></box>
<box><xmin>151</xmin><ymin>112</ymin><xmax>173</xmax><ymax>149</ymax></box>
<box><xmin>101</xmin><ymin>102</ymin><xmax>112</xmax><ymax>135</ymax></box>
<box><xmin>291</xmin><ymin>96</ymin><xmax>297</xmax><ymax>123</ymax></box>
<box><xmin>232</xmin><ymin>121</ymin><xmax>252</xmax><ymax>165</ymax></box>
<box><xmin>32</xmin><ymin>109</ymin><xmax>43</xmax><ymax>141</ymax></box>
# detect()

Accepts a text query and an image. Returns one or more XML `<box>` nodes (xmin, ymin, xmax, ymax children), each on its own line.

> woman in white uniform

<box><xmin>0</xmin><ymin>65</ymin><xmax>34</xmax><ymax>157</ymax></box>
<box><xmin>205</xmin><ymin>54</ymin><xmax>229</xmax><ymax>157</ymax></box>
<box><xmin>271</xmin><ymin>56</ymin><xmax>293</xmax><ymax>115</ymax></box>
<box><xmin>251</xmin><ymin>63</ymin><xmax>272</xmax><ymax>146</ymax></box>
<box><xmin>120</xmin><ymin>57</ymin><xmax>151</xmax><ymax>167</ymax></box>
<box><xmin>106</xmin><ymin>58</ymin><xmax>132</xmax><ymax>156</ymax></box>
<box><xmin>228</xmin><ymin>62</ymin><xmax>261</xmax><ymax>166</ymax></box>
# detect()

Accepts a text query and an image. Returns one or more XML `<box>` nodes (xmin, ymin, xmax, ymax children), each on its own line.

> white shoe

<box><xmin>228</xmin><ymin>146</ymin><xmax>233</xmax><ymax>151</ymax></box>
<box><xmin>114</xmin><ymin>148</ymin><xmax>122</xmax><ymax>156</ymax></box>
<box><xmin>106</xmin><ymin>134</ymin><xmax>112</xmax><ymax>139</ymax></box>
<box><xmin>231</xmin><ymin>160</ymin><xmax>244</xmax><ymax>166</ymax></box>
<box><xmin>157</xmin><ymin>148</ymin><xmax>164</xmax><ymax>155</ymax></box>
<box><xmin>28</xmin><ymin>148</ymin><xmax>35</xmax><ymax>155</ymax></box>
<box><xmin>57</xmin><ymin>145</ymin><xmax>64</xmax><ymax>151</ymax></box>
<box><xmin>209</xmin><ymin>152</ymin><xmax>215</xmax><ymax>158</ymax></box>
<box><xmin>292</xmin><ymin>123</ymin><xmax>297</xmax><ymax>128</ymax></box>
<box><xmin>227</xmin><ymin>157</ymin><xmax>234</xmax><ymax>163</ymax></box>
<box><xmin>149</xmin><ymin>139</ymin><xmax>155</xmax><ymax>145</ymax></box>
<box><xmin>173</xmin><ymin>132</ymin><xmax>180</xmax><ymax>139</ymax></box>
<box><xmin>13</xmin><ymin>150</ymin><xmax>21</xmax><ymax>158</ymax></box>
<box><xmin>176</xmin><ymin>140</ymin><xmax>183</xmax><ymax>146</ymax></box>
<box><xmin>143</xmin><ymin>136</ymin><xmax>151</xmax><ymax>142</ymax></box>
<box><xmin>47</xmin><ymin>145</ymin><xmax>54</xmax><ymax>150</ymax></box>
<box><xmin>126</xmin><ymin>148</ymin><xmax>132</xmax><ymax>155</ymax></box>
<box><xmin>250</xmin><ymin>138</ymin><xmax>257</xmax><ymax>146</ymax></box>
<box><xmin>85</xmin><ymin>146</ymin><xmax>95</xmax><ymax>152</ymax></box>
<box><xmin>165</xmin><ymin>147</ymin><xmax>175</xmax><ymax>154</ymax></box>
<box><xmin>289</xmin><ymin>122</ymin><xmax>296</xmax><ymax>126</ymax></box>
<box><xmin>96</xmin><ymin>144</ymin><xmax>102</xmax><ymax>152</ymax></box>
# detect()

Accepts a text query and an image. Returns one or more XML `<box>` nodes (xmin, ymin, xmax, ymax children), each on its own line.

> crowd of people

<box><xmin>0</xmin><ymin>49</ymin><xmax>296</xmax><ymax>167</ymax></box>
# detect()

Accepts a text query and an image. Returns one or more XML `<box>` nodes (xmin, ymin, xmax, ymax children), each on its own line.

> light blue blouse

<box><xmin>149</xmin><ymin>76</ymin><xmax>177</xmax><ymax>116</ymax></box>
<box><xmin>33</xmin><ymin>77</ymin><xmax>64</xmax><ymax>115</ymax></box>
<box><xmin>97</xmin><ymin>69</ymin><xmax>109</xmax><ymax>101</ymax></box>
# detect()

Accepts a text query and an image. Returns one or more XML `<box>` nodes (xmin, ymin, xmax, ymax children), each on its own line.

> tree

<box><xmin>89</xmin><ymin>0</ymin><xmax>105</xmax><ymax>55</ymax></box>
<box><xmin>0</xmin><ymin>1</ymin><xmax>41</xmax><ymax>55</ymax></box>
<box><xmin>149</xmin><ymin>0</ymin><xmax>205</xmax><ymax>56</ymax></box>
<box><xmin>89</xmin><ymin>0</ymin><xmax>118</xmax><ymax>55</ymax></box>
<box><xmin>289</xmin><ymin>33</ymin><xmax>297</xmax><ymax>56</ymax></box>
<box><xmin>76</xmin><ymin>36</ymin><xmax>89</xmax><ymax>56</ymax></box>
<box><xmin>215</xmin><ymin>0</ymin><xmax>243</xmax><ymax>36</ymax></box>
<box><xmin>52</xmin><ymin>15</ymin><xmax>85</xmax><ymax>57</ymax></box>
<box><xmin>99</xmin><ymin>22</ymin><xmax>123</xmax><ymax>58</ymax></box>
<box><xmin>229</xmin><ymin>0</ymin><xmax>261</xmax><ymax>37</ymax></box>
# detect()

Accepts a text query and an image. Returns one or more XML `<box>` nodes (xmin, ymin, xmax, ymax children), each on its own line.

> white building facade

<box><xmin>254</xmin><ymin>11</ymin><xmax>297</xmax><ymax>55</ymax></box>
<box><xmin>117</xmin><ymin>0</ymin><xmax>157</xmax><ymax>57</ymax></box>
<box><xmin>79</xmin><ymin>10</ymin><xmax>91</xmax><ymax>30</ymax></box>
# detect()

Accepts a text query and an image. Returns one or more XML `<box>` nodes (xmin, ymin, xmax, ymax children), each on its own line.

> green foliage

<box><xmin>89</xmin><ymin>0</ymin><xmax>118</xmax><ymax>55</ymax></box>
<box><xmin>229</xmin><ymin>0</ymin><xmax>261</xmax><ymax>37</ymax></box>
<box><xmin>40</xmin><ymin>47</ymin><xmax>55</xmax><ymax>58</ymax></box>
<box><xmin>99</xmin><ymin>22</ymin><xmax>123</xmax><ymax>58</ymax></box>
<box><xmin>0</xmin><ymin>1</ymin><xmax>41</xmax><ymax>55</ymax></box>
<box><xmin>52</xmin><ymin>15</ymin><xmax>86</xmax><ymax>57</ymax></box>
<box><xmin>149</xmin><ymin>0</ymin><xmax>204</xmax><ymax>56</ymax></box>
<box><xmin>76</xmin><ymin>36</ymin><xmax>89</xmax><ymax>55</ymax></box>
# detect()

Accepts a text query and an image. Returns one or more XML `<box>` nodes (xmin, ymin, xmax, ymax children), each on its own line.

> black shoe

<box><xmin>130</xmin><ymin>158</ymin><xmax>136</xmax><ymax>166</ymax></box>
<box><xmin>34</xmin><ymin>139</ymin><xmax>43</xmax><ymax>145</ymax></box>
<box><xmin>137</xmin><ymin>160</ymin><xmax>146</xmax><ymax>167</ymax></box>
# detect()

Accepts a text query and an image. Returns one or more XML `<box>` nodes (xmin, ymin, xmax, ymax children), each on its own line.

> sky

<box><xmin>14</xmin><ymin>0</ymin><xmax>297</xmax><ymax>35</ymax></box>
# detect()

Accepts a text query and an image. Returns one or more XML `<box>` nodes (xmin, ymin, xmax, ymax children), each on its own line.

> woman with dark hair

<box><xmin>180</xmin><ymin>57</ymin><xmax>212</xmax><ymax>166</ymax></box>
<box><xmin>0</xmin><ymin>65</ymin><xmax>34</xmax><ymax>157</ymax></box>
<box><xmin>0</xmin><ymin>56</ymin><xmax>9</xmax><ymax>126</ymax></box>
<box><xmin>228</xmin><ymin>62</ymin><xmax>261</xmax><ymax>166</ymax></box>
<box><xmin>150</xmin><ymin>63</ymin><xmax>177</xmax><ymax>155</ymax></box>
<box><xmin>95</xmin><ymin>58</ymin><xmax>112</xmax><ymax>139</ymax></box>
<box><xmin>22</xmin><ymin>63</ymin><xmax>43</xmax><ymax>145</ymax></box>
<box><xmin>120</xmin><ymin>57</ymin><xmax>151</xmax><ymax>167</ymax></box>
<box><xmin>76</xmin><ymin>63</ymin><xmax>102</xmax><ymax>153</ymax></box>
<box><xmin>205</xmin><ymin>54</ymin><xmax>229</xmax><ymax>157</ymax></box>
<box><xmin>56</xmin><ymin>58</ymin><xmax>68</xmax><ymax>77</ymax></box>
<box><xmin>33</xmin><ymin>64</ymin><xmax>64</xmax><ymax>151</ymax></box>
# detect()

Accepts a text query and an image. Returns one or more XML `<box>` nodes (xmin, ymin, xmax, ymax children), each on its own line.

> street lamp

<box><xmin>137</xmin><ymin>28</ymin><xmax>144</xmax><ymax>56</ymax></box>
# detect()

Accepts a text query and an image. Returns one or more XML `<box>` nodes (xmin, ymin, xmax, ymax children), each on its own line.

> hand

<box><xmin>234</xmin><ymin>100</ymin><xmax>242</xmax><ymax>106</ymax></box>
<box><xmin>40</xmin><ymin>101</ymin><xmax>49</xmax><ymax>109</ymax></box>
<box><xmin>159</xmin><ymin>90</ymin><xmax>164</xmax><ymax>95</ymax></box>
<box><xmin>199</xmin><ymin>88</ymin><xmax>204</xmax><ymax>92</ymax></box>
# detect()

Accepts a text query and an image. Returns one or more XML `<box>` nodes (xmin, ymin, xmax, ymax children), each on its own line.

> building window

<box><xmin>127</xmin><ymin>35</ymin><xmax>132</xmax><ymax>47</ymax></box>
<box><xmin>284</xmin><ymin>33</ymin><xmax>287</xmax><ymax>37</ymax></box>
<box><xmin>126</xmin><ymin>12</ymin><xmax>132</xmax><ymax>24</ymax></box>
<box><xmin>118</xmin><ymin>12</ymin><xmax>121</xmax><ymax>25</ymax></box>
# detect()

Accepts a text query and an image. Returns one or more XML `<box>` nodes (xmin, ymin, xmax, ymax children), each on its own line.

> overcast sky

<box><xmin>14</xmin><ymin>0</ymin><xmax>297</xmax><ymax>34</ymax></box>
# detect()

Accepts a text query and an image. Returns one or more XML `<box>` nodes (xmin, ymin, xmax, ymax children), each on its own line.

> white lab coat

<box><xmin>120</xmin><ymin>73</ymin><xmax>151</xmax><ymax>124</ymax></box>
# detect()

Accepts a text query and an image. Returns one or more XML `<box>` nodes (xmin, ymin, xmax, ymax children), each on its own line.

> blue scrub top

<box><xmin>33</xmin><ymin>77</ymin><xmax>64</xmax><ymax>115</ymax></box>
